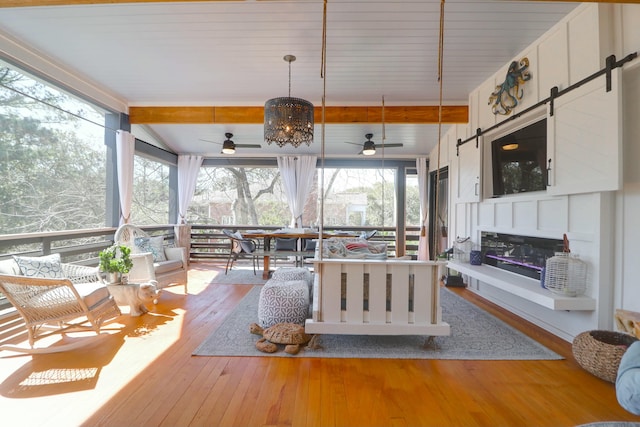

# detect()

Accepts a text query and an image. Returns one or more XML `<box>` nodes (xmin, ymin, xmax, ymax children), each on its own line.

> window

<box><xmin>0</xmin><ymin>60</ymin><xmax>108</xmax><ymax>234</ymax></box>
<box><xmin>188</xmin><ymin>164</ymin><xmax>403</xmax><ymax>228</ymax></box>
<box><xmin>189</xmin><ymin>165</ymin><xmax>295</xmax><ymax>226</ymax></box>
<box><xmin>131</xmin><ymin>154</ymin><xmax>171</xmax><ymax>224</ymax></box>
<box><xmin>320</xmin><ymin>167</ymin><xmax>396</xmax><ymax>227</ymax></box>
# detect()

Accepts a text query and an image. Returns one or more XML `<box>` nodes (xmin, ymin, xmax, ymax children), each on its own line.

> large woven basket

<box><xmin>572</xmin><ymin>330</ymin><xmax>638</xmax><ymax>383</ymax></box>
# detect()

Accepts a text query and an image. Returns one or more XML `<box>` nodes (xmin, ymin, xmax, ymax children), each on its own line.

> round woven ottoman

<box><xmin>272</xmin><ymin>267</ymin><xmax>312</xmax><ymax>284</ymax></box>
<box><xmin>572</xmin><ymin>330</ymin><xmax>638</xmax><ymax>383</ymax></box>
<box><xmin>258</xmin><ymin>279</ymin><xmax>310</xmax><ymax>328</ymax></box>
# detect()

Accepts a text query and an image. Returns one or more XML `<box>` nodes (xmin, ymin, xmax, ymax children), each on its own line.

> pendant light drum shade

<box><xmin>264</xmin><ymin>54</ymin><xmax>314</xmax><ymax>148</ymax></box>
<box><xmin>264</xmin><ymin>97</ymin><xmax>314</xmax><ymax>147</ymax></box>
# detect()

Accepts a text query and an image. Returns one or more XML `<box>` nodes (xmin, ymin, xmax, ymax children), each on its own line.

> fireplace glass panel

<box><xmin>480</xmin><ymin>232</ymin><xmax>564</xmax><ymax>280</ymax></box>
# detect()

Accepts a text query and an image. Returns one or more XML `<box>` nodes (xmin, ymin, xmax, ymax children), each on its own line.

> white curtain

<box><xmin>116</xmin><ymin>130</ymin><xmax>135</xmax><ymax>225</ymax></box>
<box><xmin>417</xmin><ymin>157</ymin><xmax>430</xmax><ymax>260</ymax></box>
<box><xmin>177</xmin><ymin>155</ymin><xmax>203</xmax><ymax>224</ymax></box>
<box><xmin>277</xmin><ymin>155</ymin><xmax>318</xmax><ymax>227</ymax></box>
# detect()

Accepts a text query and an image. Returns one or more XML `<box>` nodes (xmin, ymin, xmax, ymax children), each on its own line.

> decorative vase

<box><xmin>470</xmin><ymin>250</ymin><xmax>482</xmax><ymax>265</ymax></box>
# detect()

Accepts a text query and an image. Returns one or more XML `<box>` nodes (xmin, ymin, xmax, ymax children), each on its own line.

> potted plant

<box><xmin>99</xmin><ymin>245</ymin><xmax>133</xmax><ymax>284</ymax></box>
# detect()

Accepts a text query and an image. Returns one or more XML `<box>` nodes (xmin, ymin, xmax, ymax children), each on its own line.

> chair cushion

<box><xmin>616</xmin><ymin>340</ymin><xmax>640</xmax><ymax>415</ymax></box>
<box><xmin>73</xmin><ymin>281</ymin><xmax>112</xmax><ymax>308</ymax></box>
<box><xmin>0</xmin><ymin>259</ymin><xmax>21</xmax><ymax>275</ymax></box>
<box><xmin>31</xmin><ymin>281</ymin><xmax>109</xmax><ymax>311</ymax></box>
<box><xmin>240</xmin><ymin>240</ymin><xmax>256</xmax><ymax>253</ymax></box>
<box><xmin>13</xmin><ymin>254</ymin><xmax>64</xmax><ymax>278</ymax></box>
<box><xmin>153</xmin><ymin>259</ymin><xmax>183</xmax><ymax>274</ymax></box>
<box><xmin>134</xmin><ymin>236</ymin><xmax>167</xmax><ymax>262</ymax></box>
<box><xmin>304</xmin><ymin>239</ymin><xmax>317</xmax><ymax>251</ymax></box>
<box><xmin>275</xmin><ymin>238</ymin><xmax>297</xmax><ymax>251</ymax></box>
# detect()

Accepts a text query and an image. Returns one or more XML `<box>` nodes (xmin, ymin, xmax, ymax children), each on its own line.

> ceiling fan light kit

<box><xmin>221</xmin><ymin>133</ymin><xmax>236</xmax><ymax>154</ymax></box>
<box><xmin>362</xmin><ymin>134</ymin><xmax>376</xmax><ymax>155</ymax></box>
<box><xmin>264</xmin><ymin>55</ymin><xmax>314</xmax><ymax>148</ymax></box>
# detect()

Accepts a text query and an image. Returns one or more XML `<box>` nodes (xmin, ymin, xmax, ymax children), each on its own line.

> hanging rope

<box><xmin>432</xmin><ymin>0</ymin><xmax>446</xmax><ymax>261</ymax></box>
<box><xmin>319</xmin><ymin>0</ymin><xmax>328</xmax><ymax>260</ymax></box>
<box><xmin>381</xmin><ymin>95</ymin><xmax>386</xmax><ymax>230</ymax></box>
<box><xmin>321</xmin><ymin>0</ymin><xmax>328</xmax><ymax>79</ymax></box>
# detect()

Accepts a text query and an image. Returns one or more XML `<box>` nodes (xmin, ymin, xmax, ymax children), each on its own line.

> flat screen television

<box><xmin>491</xmin><ymin>118</ymin><xmax>547</xmax><ymax>196</ymax></box>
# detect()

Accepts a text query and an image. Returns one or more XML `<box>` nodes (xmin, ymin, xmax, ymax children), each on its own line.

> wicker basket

<box><xmin>572</xmin><ymin>330</ymin><xmax>638</xmax><ymax>383</ymax></box>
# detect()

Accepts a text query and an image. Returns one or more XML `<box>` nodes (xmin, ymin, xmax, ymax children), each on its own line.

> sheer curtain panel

<box><xmin>277</xmin><ymin>155</ymin><xmax>317</xmax><ymax>227</ymax></box>
<box><xmin>116</xmin><ymin>130</ymin><xmax>135</xmax><ymax>225</ymax></box>
<box><xmin>177</xmin><ymin>155</ymin><xmax>203</xmax><ymax>224</ymax></box>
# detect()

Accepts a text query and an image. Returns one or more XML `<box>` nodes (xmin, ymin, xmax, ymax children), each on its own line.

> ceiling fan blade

<box><xmin>198</xmin><ymin>138</ymin><xmax>222</xmax><ymax>146</ymax></box>
<box><xmin>236</xmin><ymin>144</ymin><xmax>262</xmax><ymax>149</ymax></box>
<box><xmin>344</xmin><ymin>141</ymin><xmax>361</xmax><ymax>146</ymax></box>
<box><xmin>380</xmin><ymin>143</ymin><xmax>403</xmax><ymax>148</ymax></box>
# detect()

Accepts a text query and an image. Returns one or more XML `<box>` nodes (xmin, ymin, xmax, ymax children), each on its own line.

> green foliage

<box><xmin>99</xmin><ymin>245</ymin><xmax>133</xmax><ymax>273</ymax></box>
<box><xmin>0</xmin><ymin>65</ymin><xmax>107</xmax><ymax>234</ymax></box>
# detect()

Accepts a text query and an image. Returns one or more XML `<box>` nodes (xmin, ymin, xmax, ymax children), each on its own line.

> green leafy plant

<box><xmin>99</xmin><ymin>245</ymin><xmax>133</xmax><ymax>274</ymax></box>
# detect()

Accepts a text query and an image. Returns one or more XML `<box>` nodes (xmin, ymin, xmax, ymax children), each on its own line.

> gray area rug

<box><xmin>193</xmin><ymin>286</ymin><xmax>563</xmax><ymax>360</ymax></box>
<box><xmin>209</xmin><ymin>267</ymin><xmax>269</xmax><ymax>285</ymax></box>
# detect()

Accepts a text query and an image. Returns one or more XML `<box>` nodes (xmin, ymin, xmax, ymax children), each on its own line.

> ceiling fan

<box><xmin>346</xmin><ymin>133</ymin><xmax>403</xmax><ymax>156</ymax></box>
<box><xmin>199</xmin><ymin>133</ymin><xmax>261</xmax><ymax>154</ymax></box>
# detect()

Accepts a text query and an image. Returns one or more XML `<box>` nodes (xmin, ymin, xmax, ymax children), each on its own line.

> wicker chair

<box><xmin>0</xmin><ymin>262</ymin><xmax>121</xmax><ymax>352</ymax></box>
<box><xmin>114</xmin><ymin>224</ymin><xmax>188</xmax><ymax>293</ymax></box>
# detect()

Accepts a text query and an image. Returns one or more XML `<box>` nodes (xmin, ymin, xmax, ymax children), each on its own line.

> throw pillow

<box><xmin>13</xmin><ymin>253</ymin><xmax>64</xmax><ymax>278</ymax></box>
<box><xmin>134</xmin><ymin>236</ymin><xmax>167</xmax><ymax>262</ymax></box>
<box><xmin>617</xmin><ymin>341</ymin><xmax>640</xmax><ymax>415</ymax></box>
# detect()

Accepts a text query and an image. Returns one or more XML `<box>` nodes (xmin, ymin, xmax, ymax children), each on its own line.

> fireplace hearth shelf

<box><xmin>447</xmin><ymin>261</ymin><xmax>596</xmax><ymax>311</ymax></box>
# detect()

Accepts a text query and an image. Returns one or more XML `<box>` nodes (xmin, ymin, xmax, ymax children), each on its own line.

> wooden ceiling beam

<box><xmin>129</xmin><ymin>105</ymin><xmax>469</xmax><ymax>125</ymax></box>
<box><xmin>0</xmin><ymin>0</ymin><xmax>237</xmax><ymax>7</ymax></box>
<box><xmin>2</xmin><ymin>0</ymin><xmax>639</xmax><ymax>7</ymax></box>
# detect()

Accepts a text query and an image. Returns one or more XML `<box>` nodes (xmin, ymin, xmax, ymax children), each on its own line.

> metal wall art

<box><xmin>488</xmin><ymin>57</ymin><xmax>531</xmax><ymax>115</ymax></box>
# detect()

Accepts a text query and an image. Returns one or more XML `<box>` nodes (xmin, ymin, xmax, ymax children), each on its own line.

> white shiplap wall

<box><xmin>434</xmin><ymin>3</ymin><xmax>640</xmax><ymax>342</ymax></box>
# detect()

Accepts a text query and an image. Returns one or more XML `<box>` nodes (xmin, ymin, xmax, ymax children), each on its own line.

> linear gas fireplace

<box><xmin>480</xmin><ymin>232</ymin><xmax>564</xmax><ymax>281</ymax></box>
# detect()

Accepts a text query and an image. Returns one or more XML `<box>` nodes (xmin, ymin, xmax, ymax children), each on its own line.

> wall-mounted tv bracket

<box><xmin>456</xmin><ymin>52</ymin><xmax>637</xmax><ymax>156</ymax></box>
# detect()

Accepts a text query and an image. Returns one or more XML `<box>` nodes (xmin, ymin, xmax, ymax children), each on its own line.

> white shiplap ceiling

<box><xmin>0</xmin><ymin>0</ymin><xmax>578</xmax><ymax>159</ymax></box>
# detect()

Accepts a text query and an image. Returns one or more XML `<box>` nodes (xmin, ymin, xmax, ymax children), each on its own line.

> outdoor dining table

<box><xmin>242</xmin><ymin>230</ymin><xmax>359</xmax><ymax>279</ymax></box>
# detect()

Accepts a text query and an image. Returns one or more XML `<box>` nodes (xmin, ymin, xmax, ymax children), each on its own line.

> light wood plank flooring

<box><xmin>0</xmin><ymin>261</ymin><xmax>638</xmax><ymax>427</ymax></box>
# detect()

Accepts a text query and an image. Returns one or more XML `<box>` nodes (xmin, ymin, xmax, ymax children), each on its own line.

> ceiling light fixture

<box><xmin>502</xmin><ymin>143</ymin><xmax>519</xmax><ymax>151</ymax></box>
<box><xmin>264</xmin><ymin>55</ymin><xmax>314</xmax><ymax>148</ymax></box>
<box><xmin>362</xmin><ymin>134</ymin><xmax>376</xmax><ymax>156</ymax></box>
<box><xmin>221</xmin><ymin>133</ymin><xmax>236</xmax><ymax>154</ymax></box>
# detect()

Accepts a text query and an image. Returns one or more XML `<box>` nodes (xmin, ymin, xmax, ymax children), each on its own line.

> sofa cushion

<box><xmin>13</xmin><ymin>254</ymin><xmax>64</xmax><ymax>278</ymax></box>
<box><xmin>153</xmin><ymin>259</ymin><xmax>183</xmax><ymax>275</ymax></box>
<box><xmin>134</xmin><ymin>236</ymin><xmax>167</xmax><ymax>262</ymax></box>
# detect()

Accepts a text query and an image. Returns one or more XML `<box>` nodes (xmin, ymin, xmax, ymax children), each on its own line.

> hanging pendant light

<box><xmin>264</xmin><ymin>55</ymin><xmax>314</xmax><ymax>147</ymax></box>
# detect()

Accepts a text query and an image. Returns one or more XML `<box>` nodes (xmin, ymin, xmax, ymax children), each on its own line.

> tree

<box><xmin>190</xmin><ymin>166</ymin><xmax>289</xmax><ymax>226</ymax></box>
<box><xmin>0</xmin><ymin>66</ymin><xmax>107</xmax><ymax>234</ymax></box>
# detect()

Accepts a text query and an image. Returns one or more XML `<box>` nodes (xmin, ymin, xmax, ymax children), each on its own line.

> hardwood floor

<box><xmin>1</xmin><ymin>261</ymin><xmax>638</xmax><ymax>427</ymax></box>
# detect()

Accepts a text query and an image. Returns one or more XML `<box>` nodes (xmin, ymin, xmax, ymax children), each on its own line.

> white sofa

<box><xmin>114</xmin><ymin>224</ymin><xmax>188</xmax><ymax>294</ymax></box>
